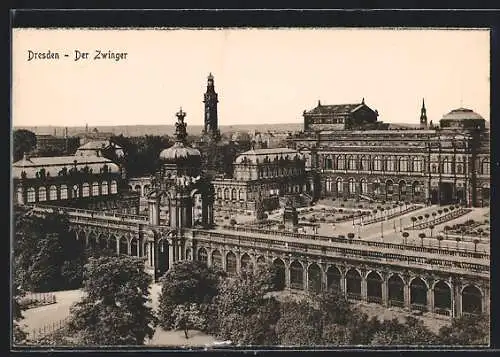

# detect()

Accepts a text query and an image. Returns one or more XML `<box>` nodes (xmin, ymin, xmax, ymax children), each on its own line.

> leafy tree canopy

<box><xmin>13</xmin><ymin>129</ymin><xmax>36</xmax><ymax>162</ymax></box>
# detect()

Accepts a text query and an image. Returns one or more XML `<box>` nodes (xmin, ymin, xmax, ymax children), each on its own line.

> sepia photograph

<box><xmin>11</xmin><ymin>26</ymin><xmax>490</xmax><ymax>349</ymax></box>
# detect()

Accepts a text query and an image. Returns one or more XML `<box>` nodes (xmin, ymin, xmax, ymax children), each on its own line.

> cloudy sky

<box><xmin>12</xmin><ymin>28</ymin><xmax>490</xmax><ymax>127</ymax></box>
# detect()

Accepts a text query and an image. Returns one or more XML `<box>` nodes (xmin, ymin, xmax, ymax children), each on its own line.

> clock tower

<box><xmin>203</xmin><ymin>73</ymin><xmax>220</xmax><ymax>141</ymax></box>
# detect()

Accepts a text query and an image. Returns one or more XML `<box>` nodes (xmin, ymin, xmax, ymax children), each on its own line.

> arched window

<box><xmin>337</xmin><ymin>156</ymin><xmax>345</xmax><ymax>170</ymax></box>
<box><xmin>361</xmin><ymin>156</ymin><xmax>370</xmax><ymax>171</ymax></box>
<box><xmin>60</xmin><ymin>185</ymin><xmax>68</xmax><ymax>199</ymax></box>
<box><xmin>348</xmin><ymin>178</ymin><xmax>356</xmax><ymax>194</ymax></box>
<box><xmin>336</xmin><ymin>178</ymin><xmax>343</xmax><ymax>193</ymax></box>
<box><xmin>456</xmin><ymin>164</ymin><xmax>463</xmax><ymax>174</ymax></box>
<box><xmin>224</xmin><ymin>188</ymin><xmax>229</xmax><ymax>200</ymax></box>
<box><xmin>16</xmin><ymin>186</ymin><xmax>24</xmax><ymax>204</ymax></box>
<box><xmin>348</xmin><ymin>156</ymin><xmax>357</xmax><ymax>171</ymax></box>
<box><xmin>372</xmin><ymin>179</ymin><xmax>381</xmax><ymax>195</ymax></box>
<box><xmin>198</xmin><ymin>248</ymin><xmax>208</xmax><ymax>264</ymax></box>
<box><xmin>110</xmin><ymin>180</ymin><xmax>118</xmax><ymax>194</ymax></box>
<box><xmin>386</xmin><ymin>180</ymin><xmax>394</xmax><ymax>195</ymax></box>
<box><xmin>72</xmin><ymin>185</ymin><xmax>80</xmax><ymax>198</ymax></box>
<box><xmin>325</xmin><ymin>156</ymin><xmax>333</xmax><ymax>170</ymax></box>
<box><xmin>386</xmin><ymin>156</ymin><xmax>395</xmax><ymax>171</ymax></box>
<box><xmin>442</xmin><ymin>158</ymin><xmax>453</xmax><ymax>174</ymax></box>
<box><xmin>238</xmin><ymin>190</ymin><xmax>244</xmax><ymax>200</ymax></box>
<box><xmin>92</xmin><ymin>182</ymin><xmax>99</xmax><ymax>196</ymax></box>
<box><xmin>413</xmin><ymin>157</ymin><xmax>423</xmax><ymax>172</ymax></box>
<box><xmin>226</xmin><ymin>252</ymin><xmax>237</xmax><ymax>276</ymax></box>
<box><xmin>231</xmin><ymin>188</ymin><xmax>237</xmax><ymax>200</ymax></box>
<box><xmin>217</xmin><ymin>188</ymin><xmax>222</xmax><ymax>199</ymax></box>
<box><xmin>326</xmin><ymin>178</ymin><xmax>332</xmax><ymax>193</ymax></box>
<box><xmin>101</xmin><ymin>181</ymin><xmax>108</xmax><ymax>195</ymax></box>
<box><xmin>399</xmin><ymin>157</ymin><xmax>408</xmax><ymax>172</ymax></box>
<box><xmin>360</xmin><ymin>179</ymin><xmax>368</xmax><ymax>194</ymax></box>
<box><xmin>27</xmin><ymin>187</ymin><xmax>36</xmax><ymax>203</ymax></box>
<box><xmin>49</xmin><ymin>185</ymin><xmax>57</xmax><ymax>200</ymax></box>
<box><xmin>82</xmin><ymin>183</ymin><xmax>90</xmax><ymax>197</ymax></box>
<box><xmin>38</xmin><ymin>187</ymin><xmax>47</xmax><ymax>202</ymax></box>
<box><xmin>431</xmin><ymin>164</ymin><xmax>438</xmax><ymax>174</ymax></box>
<box><xmin>373</xmin><ymin>156</ymin><xmax>381</xmax><ymax>171</ymax></box>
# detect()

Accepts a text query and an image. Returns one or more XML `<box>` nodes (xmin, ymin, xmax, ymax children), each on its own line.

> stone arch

<box><xmin>290</xmin><ymin>260</ymin><xmax>304</xmax><ymax>290</ymax></box>
<box><xmin>197</xmin><ymin>247</ymin><xmax>208</xmax><ymax>264</ymax></box>
<box><xmin>410</xmin><ymin>277</ymin><xmax>428</xmax><ymax>307</ymax></box>
<box><xmin>326</xmin><ymin>266</ymin><xmax>341</xmax><ymax>292</ymax></box>
<box><xmin>433</xmin><ymin>280</ymin><xmax>452</xmax><ymax>311</ymax></box>
<box><xmin>346</xmin><ymin>268</ymin><xmax>362</xmax><ymax>300</ymax></box>
<box><xmin>226</xmin><ymin>251</ymin><xmax>237</xmax><ymax>276</ymax></box>
<box><xmin>307</xmin><ymin>263</ymin><xmax>322</xmax><ymax>293</ymax></box>
<box><xmin>119</xmin><ymin>236</ymin><xmax>129</xmax><ymax>255</ymax></box>
<box><xmin>272</xmin><ymin>258</ymin><xmax>286</xmax><ymax>291</ymax></box>
<box><xmin>130</xmin><ymin>237</ymin><xmax>139</xmax><ymax>257</ymax></box>
<box><xmin>211</xmin><ymin>249</ymin><xmax>223</xmax><ymax>269</ymax></box>
<box><xmin>240</xmin><ymin>253</ymin><xmax>252</xmax><ymax>271</ymax></box>
<box><xmin>366</xmin><ymin>271</ymin><xmax>383</xmax><ymax>304</ymax></box>
<box><xmin>462</xmin><ymin>285</ymin><xmax>483</xmax><ymax>314</ymax></box>
<box><xmin>388</xmin><ymin>274</ymin><xmax>405</xmax><ymax>306</ymax></box>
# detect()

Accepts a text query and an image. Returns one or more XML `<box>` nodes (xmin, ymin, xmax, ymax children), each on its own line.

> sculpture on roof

<box><xmin>174</xmin><ymin>108</ymin><xmax>188</xmax><ymax>143</ymax></box>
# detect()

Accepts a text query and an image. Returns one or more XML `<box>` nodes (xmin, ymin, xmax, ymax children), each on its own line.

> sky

<box><xmin>12</xmin><ymin>28</ymin><xmax>490</xmax><ymax>128</ymax></box>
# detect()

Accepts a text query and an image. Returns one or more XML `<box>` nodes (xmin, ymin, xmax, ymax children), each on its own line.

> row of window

<box><xmin>20</xmin><ymin>180</ymin><xmax>118</xmax><ymax>203</ymax></box>
<box><xmin>325</xmin><ymin>178</ymin><xmax>422</xmax><ymax>195</ymax></box>
<box><xmin>255</xmin><ymin>166</ymin><xmax>303</xmax><ymax>179</ymax></box>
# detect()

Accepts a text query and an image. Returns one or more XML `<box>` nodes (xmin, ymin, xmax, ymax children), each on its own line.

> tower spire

<box><xmin>203</xmin><ymin>72</ymin><xmax>220</xmax><ymax>141</ymax></box>
<box><xmin>420</xmin><ymin>98</ymin><xmax>428</xmax><ymax>129</ymax></box>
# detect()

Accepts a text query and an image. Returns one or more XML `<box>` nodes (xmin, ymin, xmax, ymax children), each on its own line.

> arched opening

<box><xmin>348</xmin><ymin>178</ymin><xmax>356</xmax><ymax>195</ymax></box>
<box><xmin>388</xmin><ymin>274</ymin><xmax>405</xmax><ymax>307</ymax></box>
<box><xmin>226</xmin><ymin>251</ymin><xmax>237</xmax><ymax>276</ymax></box>
<box><xmin>410</xmin><ymin>277</ymin><xmax>428</xmax><ymax>310</ymax></box>
<box><xmin>336</xmin><ymin>178</ymin><xmax>343</xmax><ymax>195</ymax></box>
<box><xmin>399</xmin><ymin>180</ymin><xmax>407</xmax><ymax>200</ymax></box>
<box><xmin>198</xmin><ymin>247</ymin><xmax>208</xmax><ymax>264</ymax></box>
<box><xmin>26</xmin><ymin>187</ymin><xmax>36</xmax><ymax>203</ymax></box>
<box><xmin>366</xmin><ymin>271</ymin><xmax>383</xmax><ymax>304</ymax></box>
<box><xmin>130</xmin><ymin>238</ymin><xmax>139</xmax><ymax>257</ymax></box>
<box><xmin>101</xmin><ymin>181</ymin><xmax>109</xmax><ymax>195</ymax></box>
<box><xmin>212</xmin><ymin>250</ymin><xmax>223</xmax><ymax>269</ymax></box>
<box><xmin>386</xmin><ymin>180</ymin><xmax>394</xmax><ymax>197</ymax></box>
<box><xmin>326</xmin><ymin>266</ymin><xmax>341</xmax><ymax>292</ymax></box>
<box><xmin>87</xmin><ymin>232</ymin><xmax>97</xmax><ymax>253</ymax></box>
<box><xmin>462</xmin><ymin>285</ymin><xmax>482</xmax><ymax>315</ymax></box>
<box><xmin>119</xmin><ymin>236</ymin><xmax>129</xmax><ymax>256</ymax></box>
<box><xmin>241</xmin><ymin>253</ymin><xmax>252</xmax><ymax>271</ymax></box>
<box><xmin>290</xmin><ymin>261</ymin><xmax>304</xmax><ymax>290</ymax></box>
<box><xmin>185</xmin><ymin>247</ymin><xmax>192</xmax><ymax>260</ymax></box>
<box><xmin>157</xmin><ymin>239</ymin><xmax>169</xmax><ymax>276</ymax></box>
<box><xmin>346</xmin><ymin>268</ymin><xmax>362</xmax><ymax>300</ymax></box>
<box><xmin>360</xmin><ymin>179</ymin><xmax>367</xmax><ymax>195</ymax></box>
<box><xmin>273</xmin><ymin>258</ymin><xmax>286</xmax><ymax>291</ymax></box>
<box><xmin>98</xmin><ymin>235</ymin><xmax>107</xmax><ymax>250</ymax></box>
<box><xmin>134</xmin><ymin>185</ymin><xmax>141</xmax><ymax>192</ymax></box>
<box><xmin>308</xmin><ymin>263</ymin><xmax>322</xmax><ymax>293</ymax></box>
<box><xmin>231</xmin><ymin>188</ymin><xmax>237</xmax><ymax>200</ymax></box>
<box><xmin>38</xmin><ymin>187</ymin><xmax>47</xmax><ymax>202</ymax></box>
<box><xmin>434</xmin><ymin>281</ymin><xmax>451</xmax><ymax>313</ymax></box>
<box><xmin>49</xmin><ymin>185</ymin><xmax>58</xmax><ymax>200</ymax></box>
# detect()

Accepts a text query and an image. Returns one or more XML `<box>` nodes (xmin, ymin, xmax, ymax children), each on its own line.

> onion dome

<box><xmin>159</xmin><ymin>108</ymin><xmax>201</xmax><ymax>163</ymax></box>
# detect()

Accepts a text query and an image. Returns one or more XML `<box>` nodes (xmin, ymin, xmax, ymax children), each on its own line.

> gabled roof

<box><xmin>304</xmin><ymin>103</ymin><xmax>365</xmax><ymax>116</ymax></box>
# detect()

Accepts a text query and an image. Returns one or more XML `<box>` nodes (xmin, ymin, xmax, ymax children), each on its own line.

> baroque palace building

<box><xmin>13</xmin><ymin>148</ymin><xmax>139</xmax><ymax>214</ymax></box>
<box><xmin>289</xmin><ymin>100</ymin><xmax>490</xmax><ymax>208</ymax></box>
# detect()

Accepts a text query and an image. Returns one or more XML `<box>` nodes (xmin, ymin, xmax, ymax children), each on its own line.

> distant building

<box><xmin>75</xmin><ymin>140</ymin><xmax>125</xmax><ymax>160</ymax></box>
<box><xmin>13</xmin><ymin>150</ymin><xmax>139</xmax><ymax>214</ymax></box>
<box><xmin>290</xmin><ymin>101</ymin><xmax>490</xmax><ymax>207</ymax></box>
<box><xmin>34</xmin><ymin>133</ymin><xmax>80</xmax><ymax>156</ymax></box>
<box><xmin>303</xmin><ymin>99</ymin><xmax>385</xmax><ymax>132</ymax></box>
<box><xmin>76</xmin><ymin>126</ymin><xmax>114</xmax><ymax>145</ymax></box>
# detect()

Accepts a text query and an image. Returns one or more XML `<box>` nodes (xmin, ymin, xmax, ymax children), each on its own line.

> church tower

<box><xmin>203</xmin><ymin>73</ymin><xmax>220</xmax><ymax>141</ymax></box>
<box><xmin>420</xmin><ymin>98</ymin><xmax>428</xmax><ymax>129</ymax></box>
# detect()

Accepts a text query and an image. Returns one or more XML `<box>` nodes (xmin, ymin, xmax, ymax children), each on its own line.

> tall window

<box><xmin>348</xmin><ymin>156</ymin><xmax>356</xmax><ymax>171</ymax></box>
<box><xmin>443</xmin><ymin>158</ymin><xmax>453</xmax><ymax>174</ymax></box>
<box><xmin>101</xmin><ymin>181</ymin><xmax>109</xmax><ymax>195</ymax></box>
<box><xmin>224</xmin><ymin>188</ymin><xmax>229</xmax><ymax>200</ymax></box>
<box><xmin>82</xmin><ymin>183</ymin><xmax>90</xmax><ymax>197</ymax></box>
<box><xmin>336</xmin><ymin>178</ymin><xmax>343</xmax><ymax>193</ymax></box>
<box><xmin>431</xmin><ymin>165</ymin><xmax>438</xmax><ymax>174</ymax></box>
<box><xmin>413</xmin><ymin>158</ymin><xmax>423</xmax><ymax>172</ymax></box>
<box><xmin>38</xmin><ymin>187</ymin><xmax>47</xmax><ymax>202</ymax></box>
<box><xmin>27</xmin><ymin>187</ymin><xmax>36</xmax><ymax>203</ymax></box>
<box><xmin>326</xmin><ymin>179</ymin><xmax>333</xmax><ymax>193</ymax></box>
<box><xmin>92</xmin><ymin>182</ymin><xmax>99</xmax><ymax>196</ymax></box>
<box><xmin>348</xmin><ymin>178</ymin><xmax>356</xmax><ymax>194</ymax></box>
<box><xmin>399</xmin><ymin>157</ymin><xmax>408</xmax><ymax>172</ymax></box>
<box><xmin>110</xmin><ymin>180</ymin><xmax>118</xmax><ymax>194</ymax></box>
<box><xmin>49</xmin><ymin>185</ymin><xmax>57</xmax><ymax>200</ymax></box>
<box><xmin>360</xmin><ymin>179</ymin><xmax>368</xmax><ymax>194</ymax></box>
<box><xmin>231</xmin><ymin>188</ymin><xmax>237</xmax><ymax>200</ymax></box>
<box><xmin>456</xmin><ymin>164</ymin><xmax>463</xmax><ymax>174</ymax></box>
<box><xmin>17</xmin><ymin>186</ymin><xmax>23</xmax><ymax>204</ymax></box>
<box><xmin>373</xmin><ymin>179</ymin><xmax>380</xmax><ymax>195</ymax></box>
<box><xmin>373</xmin><ymin>157</ymin><xmax>382</xmax><ymax>171</ymax></box>
<box><xmin>217</xmin><ymin>188</ymin><xmax>222</xmax><ymax>199</ymax></box>
<box><xmin>337</xmin><ymin>156</ymin><xmax>345</xmax><ymax>170</ymax></box>
<box><xmin>386</xmin><ymin>157</ymin><xmax>395</xmax><ymax>171</ymax></box>
<box><xmin>60</xmin><ymin>185</ymin><xmax>68</xmax><ymax>199</ymax></box>
<box><xmin>325</xmin><ymin>157</ymin><xmax>333</xmax><ymax>170</ymax></box>
<box><xmin>361</xmin><ymin>156</ymin><xmax>370</xmax><ymax>171</ymax></box>
<box><xmin>72</xmin><ymin>185</ymin><xmax>80</xmax><ymax>198</ymax></box>
<box><xmin>482</xmin><ymin>159</ymin><xmax>490</xmax><ymax>175</ymax></box>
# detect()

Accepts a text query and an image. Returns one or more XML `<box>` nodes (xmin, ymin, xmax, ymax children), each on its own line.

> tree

<box><xmin>275</xmin><ymin>299</ymin><xmax>323</xmax><ymax>346</ymax></box>
<box><xmin>12</xmin><ymin>282</ymin><xmax>27</xmax><ymax>345</ymax></box>
<box><xmin>172</xmin><ymin>303</ymin><xmax>206</xmax><ymax>339</ymax></box>
<box><xmin>438</xmin><ymin>314</ymin><xmax>490</xmax><ymax>345</ymax></box>
<box><xmin>402</xmin><ymin>232</ymin><xmax>409</xmax><ymax>245</ymax></box>
<box><xmin>411</xmin><ymin>216</ymin><xmax>417</xmax><ymax>229</ymax></box>
<box><xmin>13</xmin><ymin>129</ymin><xmax>37</xmax><ymax>162</ymax></box>
<box><xmin>473</xmin><ymin>238</ymin><xmax>480</xmax><ymax>253</ymax></box>
<box><xmin>418</xmin><ymin>232</ymin><xmax>426</xmax><ymax>247</ymax></box>
<box><xmin>68</xmin><ymin>256</ymin><xmax>156</xmax><ymax>345</ymax></box>
<box><xmin>158</xmin><ymin>260</ymin><xmax>222</xmax><ymax>329</ymax></box>
<box><xmin>437</xmin><ymin>235</ymin><xmax>444</xmax><ymax>249</ymax></box>
<box><xmin>229</xmin><ymin>218</ymin><xmax>237</xmax><ymax>226</ymax></box>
